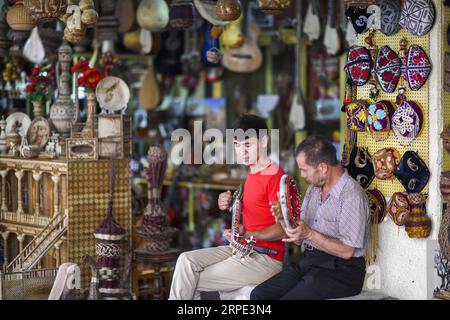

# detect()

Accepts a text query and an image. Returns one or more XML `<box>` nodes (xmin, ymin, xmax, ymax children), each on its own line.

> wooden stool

<box><xmin>133</xmin><ymin>248</ymin><xmax>180</xmax><ymax>300</ymax></box>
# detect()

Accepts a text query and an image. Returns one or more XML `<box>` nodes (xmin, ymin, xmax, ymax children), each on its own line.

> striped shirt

<box><xmin>302</xmin><ymin>170</ymin><xmax>370</xmax><ymax>257</ymax></box>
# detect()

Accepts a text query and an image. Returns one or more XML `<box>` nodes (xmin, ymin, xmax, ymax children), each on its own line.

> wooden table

<box><xmin>133</xmin><ymin>248</ymin><xmax>180</xmax><ymax>300</ymax></box>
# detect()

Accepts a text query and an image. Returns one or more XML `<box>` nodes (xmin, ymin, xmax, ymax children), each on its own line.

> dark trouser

<box><xmin>250</xmin><ymin>249</ymin><xmax>366</xmax><ymax>300</ymax></box>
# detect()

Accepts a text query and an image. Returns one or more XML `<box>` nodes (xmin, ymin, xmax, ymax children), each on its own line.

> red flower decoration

<box><xmin>382</xmin><ymin>71</ymin><xmax>394</xmax><ymax>81</ymax></box>
<box><xmin>351</xmin><ymin>67</ymin><xmax>361</xmax><ymax>78</ymax></box>
<box><xmin>379</xmin><ymin>57</ymin><xmax>389</xmax><ymax>67</ymax></box>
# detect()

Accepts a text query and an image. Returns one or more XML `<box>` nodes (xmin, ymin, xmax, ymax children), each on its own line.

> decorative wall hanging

<box><xmin>345</xmin><ymin>146</ymin><xmax>375</xmax><ymax>189</ymax></box>
<box><xmin>388</xmin><ymin>191</ymin><xmax>410</xmax><ymax>226</ymax></box>
<box><xmin>367</xmin><ymin>189</ymin><xmax>387</xmax><ymax>224</ymax></box>
<box><xmin>372</xmin><ymin>147</ymin><xmax>400</xmax><ymax>180</ymax></box>
<box><xmin>399</xmin><ymin>0</ymin><xmax>435</xmax><ymax>37</ymax></box>
<box><xmin>394</xmin><ymin>150</ymin><xmax>430</xmax><ymax>193</ymax></box>
<box><xmin>49</xmin><ymin>41</ymin><xmax>77</xmax><ymax>139</ymax></box>
<box><xmin>345</xmin><ymin>45</ymin><xmax>372</xmax><ymax>87</ymax></box>
<box><xmin>23</xmin><ymin>0</ymin><xmax>67</xmax><ymax>23</ymax></box>
<box><xmin>6</xmin><ymin>0</ymin><xmax>35</xmax><ymax>31</ymax></box>
<box><xmin>137</xmin><ymin>0</ymin><xmax>169</xmax><ymax>32</ymax></box>
<box><xmin>374</xmin><ymin>45</ymin><xmax>401</xmax><ymax>93</ymax></box>
<box><xmin>256</xmin><ymin>0</ymin><xmax>290</xmax><ymax>15</ymax></box>
<box><xmin>346</xmin><ymin>100</ymin><xmax>370</xmax><ymax>132</ymax></box>
<box><xmin>404</xmin><ymin>193</ymin><xmax>431</xmax><ymax>238</ymax></box>
<box><xmin>216</xmin><ymin>0</ymin><xmax>241</xmax><ymax>21</ymax></box>
<box><xmin>391</xmin><ymin>99</ymin><xmax>424</xmax><ymax>146</ymax></box>
<box><xmin>365</xmin><ymin>188</ymin><xmax>386</xmax><ymax>265</ymax></box>
<box><xmin>379</xmin><ymin>0</ymin><xmax>401</xmax><ymax>36</ymax></box>
<box><xmin>169</xmin><ymin>0</ymin><xmax>194</xmax><ymax>29</ymax></box>
<box><xmin>137</xmin><ymin>145</ymin><xmax>178</xmax><ymax>252</ymax></box>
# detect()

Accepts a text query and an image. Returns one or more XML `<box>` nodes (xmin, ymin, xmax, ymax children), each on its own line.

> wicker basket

<box><xmin>6</xmin><ymin>0</ymin><xmax>35</xmax><ymax>31</ymax></box>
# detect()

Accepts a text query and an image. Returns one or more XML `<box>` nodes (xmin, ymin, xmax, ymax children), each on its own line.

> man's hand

<box><xmin>218</xmin><ymin>190</ymin><xmax>233</xmax><ymax>211</ymax></box>
<box><xmin>223</xmin><ymin>229</ymin><xmax>232</xmax><ymax>242</ymax></box>
<box><xmin>282</xmin><ymin>221</ymin><xmax>314</xmax><ymax>243</ymax></box>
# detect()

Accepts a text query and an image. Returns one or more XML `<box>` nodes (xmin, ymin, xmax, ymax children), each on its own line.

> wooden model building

<box><xmin>0</xmin><ymin>40</ymin><xmax>132</xmax><ymax>299</ymax></box>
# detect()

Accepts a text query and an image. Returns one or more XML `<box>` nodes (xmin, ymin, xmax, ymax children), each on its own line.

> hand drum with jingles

<box><xmin>229</xmin><ymin>184</ymin><xmax>256</xmax><ymax>260</ymax></box>
<box><xmin>279</xmin><ymin>174</ymin><xmax>301</xmax><ymax>229</ymax></box>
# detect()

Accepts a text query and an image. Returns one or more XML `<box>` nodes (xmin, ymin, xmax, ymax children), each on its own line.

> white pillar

<box><xmin>16</xmin><ymin>234</ymin><xmax>25</xmax><ymax>252</ymax></box>
<box><xmin>51</xmin><ymin>174</ymin><xmax>61</xmax><ymax>216</ymax></box>
<box><xmin>32</xmin><ymin>172</ymin><xmax>42</xmax><ymax>221</ymax></box>
<box><xmin>1</xmin><ymin>232</ymin><xmax>10</xmax><ymax>267</ymax></box>
<box><xmin>15</xmin><ymin>170</ymin><xmax>24</xmax><ymax>215</ymax></box>
<box><xmin>0</xmin><ymin>169</ymin><xmax>8</xmax><ymax>212</ymax></box>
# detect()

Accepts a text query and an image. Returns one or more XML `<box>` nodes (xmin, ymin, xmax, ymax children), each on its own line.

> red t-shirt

<box><xmin>242</xmin><ymin>163</ymin><xmax>285</xmax><ymax>262</ymax></box>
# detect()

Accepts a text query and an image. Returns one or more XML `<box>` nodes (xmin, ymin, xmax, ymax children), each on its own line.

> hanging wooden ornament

<box><xmin>6</xmin><ymin>0</ymin><xmax>35</xmax><ymax>31</ymax></box>
<box><xmin>23</xmin><ymin>0</ymin><xmax>67</xmax><ymax>23</ymax></box>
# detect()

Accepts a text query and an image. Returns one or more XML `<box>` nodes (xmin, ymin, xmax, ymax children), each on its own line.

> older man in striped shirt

<box><xmin>251</xmin><ymin>135</ymin><xmax>370</xmax><ymax>300</ymax></box>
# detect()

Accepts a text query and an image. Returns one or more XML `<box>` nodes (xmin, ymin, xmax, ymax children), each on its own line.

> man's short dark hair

<box><xmin>233</xmin><ymin>114</ymin><xmax>268</xmax><ymax>140</ymax></box>
<box><xmin>294</xmin><ymin>135</ymin><xmax>339</xmax><ymax>167</ymax></box>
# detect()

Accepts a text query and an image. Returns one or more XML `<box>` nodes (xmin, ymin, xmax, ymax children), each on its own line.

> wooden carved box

<box><xmin>96</xmin><ymin>115</ymin><xmax>131</xmax><ymax>159</ymax></box>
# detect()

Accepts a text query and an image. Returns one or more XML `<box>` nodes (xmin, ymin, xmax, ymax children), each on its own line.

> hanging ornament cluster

<box><xmin>60</xmin><ymin>0</ymin><xmax>98</xmax><ymax>44</ymax></box>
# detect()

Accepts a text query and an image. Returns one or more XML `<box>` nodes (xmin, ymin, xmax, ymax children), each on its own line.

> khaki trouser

<box><xmin>169</xmin><ymin>245</ymin><xmax>282</xmax><ymax>300</ymax></box>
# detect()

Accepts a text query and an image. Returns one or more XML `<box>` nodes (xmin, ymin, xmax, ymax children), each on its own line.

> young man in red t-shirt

<box><xmin>169</xmin><ymin>114</ymin><xmax>285</xmax><ymax>300</ymax></box>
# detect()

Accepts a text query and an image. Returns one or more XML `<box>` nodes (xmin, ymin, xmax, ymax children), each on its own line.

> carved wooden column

<box><xmin>51</xmin><ymin>174</ymin><xmax>61</xmax><ymax>216</ymax></box>
<box><xmin>15</xmin><ymin>170</ymin><xmax>24</xmax><ymax>215</ymax></box>
<box><xmin>32</xmin><ymin>171</ymin><xmax>42</xmax><ymax>221</ymax></box>
<box><xmin>54</xmin><ymin>240</ymin><xmax>64</xmax><ymax>267</ymax></box>
<box><xmin>1</xmin><ymin>231</ymin><xmax>10</xmax><ymax>268</ymax></box>
<box><xmin>0</xmin><ymin>169</ymin><xmax>8</xmax><ymax>212</ymax></box>
<box><xmin>16</xmin><ymin>233</ymin><xmax>25</xmax><ymax>252</ymax></box>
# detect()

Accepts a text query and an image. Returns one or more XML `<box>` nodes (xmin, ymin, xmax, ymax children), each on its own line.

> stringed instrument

<box><xmin>303</xmin><ymin>0</ymin><xmax>321</xmax><ymax>41</ymax></box>
<box><xmin>289</xmin><ymin>0</ymin><xmax>305</xmax><ymax>130</ymax></box>
<box><xmin>139</xmin><ymin>56</ymin><xmax>161</xmax><ymax>110</ymax></box>
<box><xmin>115</xmin><ymin>0</ymin><xmax>138</xmax><ymax>33</ymax></box>
<box><xmin>222</xmin><ymin>4</ymin><xmax>262</xmax><ymax>74</ymax></box>
<box><xmin>323</xmin><ymin>0</ymin><xmax>341</xmax><ymax>56</ymax></box>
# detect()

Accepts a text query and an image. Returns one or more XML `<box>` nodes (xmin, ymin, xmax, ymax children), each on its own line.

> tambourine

<box><xmin>229</xmin><ymin>184</ymin><xmax>255</xmax><ymax>260</ymax></box>
<box><xmin>279</xmin><ymin>174</ymin><xmax>301</xmax><ymax>229</ymax></box>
